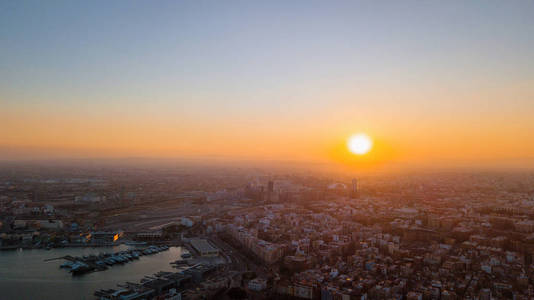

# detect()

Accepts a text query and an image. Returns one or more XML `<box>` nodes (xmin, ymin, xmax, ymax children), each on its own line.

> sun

<box><xmin>347</xmin><ymin>133</ymin><xmax>372</xmax><ymax>155</ymax></box>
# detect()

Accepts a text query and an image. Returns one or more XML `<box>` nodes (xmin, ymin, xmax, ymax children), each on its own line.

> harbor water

<box><xmin>0</xmin><ymin>245</ymin><xmax>184</xmax><ymax>300</ymax></box>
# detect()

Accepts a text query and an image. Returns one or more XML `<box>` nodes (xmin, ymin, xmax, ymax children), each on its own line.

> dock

<box><xmin>48</xmin><ymin>245</ymin><xmax>170</xmax><ymax>276</ymax></box>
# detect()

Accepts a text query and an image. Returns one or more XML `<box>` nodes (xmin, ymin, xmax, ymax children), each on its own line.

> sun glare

<box><xmin>348</xmin><ymin>133</ymin><xmax>372</xmax><ymax>155</ymax></box>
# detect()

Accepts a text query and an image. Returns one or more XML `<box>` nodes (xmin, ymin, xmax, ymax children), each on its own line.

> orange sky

<box><xmin>2</xmin><ymin>2</ymin><xmax>534</xmax><ymax>171</ymax></box>
<box><xmin>2</xmin><ymin>79</ymin><xmax>534</xmax><ymax>171</ymax></box>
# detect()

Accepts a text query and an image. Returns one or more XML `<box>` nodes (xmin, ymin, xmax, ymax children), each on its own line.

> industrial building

<box><xmin>190</xmin><ymin>239</ymin><xmax>219</xmax><ymax>257</ymax></box>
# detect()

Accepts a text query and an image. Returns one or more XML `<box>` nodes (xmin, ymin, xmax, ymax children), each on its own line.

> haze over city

<box><xmin>2</xmin><ymin>1</ymin><xmax>534</xmax><ymax>300</ymax></box>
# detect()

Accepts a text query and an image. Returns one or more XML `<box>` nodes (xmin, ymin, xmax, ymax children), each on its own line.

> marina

<box><xmin>0</xmin><ymin>245</ymin><xmax>184</xmax><ymax>300</ymax></box>
<box><xmin>93</xmin><ymin>263</ymin><xmax>218</xmax><ymax>299</ymax></box>
<box><xmin>53</xmin><ymin>245</ymin><xmax>170</xmax><ymax>275</ymax></box>
<box><xmin>93</xmin><ymin>270</ymin><xmax>192</xmax><ymax>299</ymax></box>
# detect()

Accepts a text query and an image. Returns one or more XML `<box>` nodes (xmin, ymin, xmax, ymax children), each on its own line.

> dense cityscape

<box><xmin>1</xmin><ymin>162</ymin><xmax>534</xmax><ymax>299</ymax></box>
<box><xmin>2</xmin><ymin>1</ymin><xmax>534</xmax><ymax>299</ymax></box>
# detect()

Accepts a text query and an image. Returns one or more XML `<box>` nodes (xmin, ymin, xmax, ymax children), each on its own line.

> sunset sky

<box><xmin>1</xmin><ymin>1</ymin><xmax>534</xmax><ymax>170</ymax></box>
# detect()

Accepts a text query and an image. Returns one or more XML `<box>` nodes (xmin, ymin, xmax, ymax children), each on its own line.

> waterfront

<box><xmin>0</xmin><ymin>245</ymin><xmax>184</xmax><ymax>300</ymax></box>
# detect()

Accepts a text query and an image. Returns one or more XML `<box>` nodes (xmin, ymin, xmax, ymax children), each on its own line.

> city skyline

<box><xmin>2</xmin><ymin>3</ymin><xmax>534</xmax><ymax>298</ymax></box>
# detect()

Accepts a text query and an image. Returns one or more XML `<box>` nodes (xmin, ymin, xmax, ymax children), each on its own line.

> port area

<box><xmin>94</xmin><ymin>270</ymin><xmax>193</xmax><ymax>300</ymax></box>
<box><xmin>91</xmin><ymin>236</ymin><xmax>266</xmax><ymax>299</ymax></box>
<box><xmin>48</xmin><ymin>245</ymin><xmax>170</xmax><ymax>275</ymax></box>
<box><xmin>93</xmin><ymin>245</ymin><xmax>226</xmax><ymax>299</ymax></box>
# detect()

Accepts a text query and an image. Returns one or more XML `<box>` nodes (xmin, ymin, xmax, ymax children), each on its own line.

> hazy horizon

<box><xmin>2</xmin><ymin>154</ymin><xmax>534</xmax><ymax>175</ymax></box>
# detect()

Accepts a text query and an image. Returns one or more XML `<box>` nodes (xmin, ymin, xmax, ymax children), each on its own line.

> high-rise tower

<box><xmin>350</xmin><ymin>178</ymin><xmax>359</xmax><ymax>198</ymax></box>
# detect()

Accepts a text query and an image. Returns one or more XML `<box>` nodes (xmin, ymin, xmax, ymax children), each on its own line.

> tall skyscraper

<box><xmin>266</xmin><ymin>180</ymin><xmax>274</xmax><ymax>202</ymax></box>
<box><xmin>350</xmin><ymin>178</ymin><xmax>359</xmax><ymax>198</ymax></box>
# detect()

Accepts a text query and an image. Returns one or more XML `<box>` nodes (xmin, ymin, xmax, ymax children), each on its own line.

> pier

<box><xmin>48</xmin><ymin>245</ymin><xmax>170</xmax><ymax>276</ymax></box>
